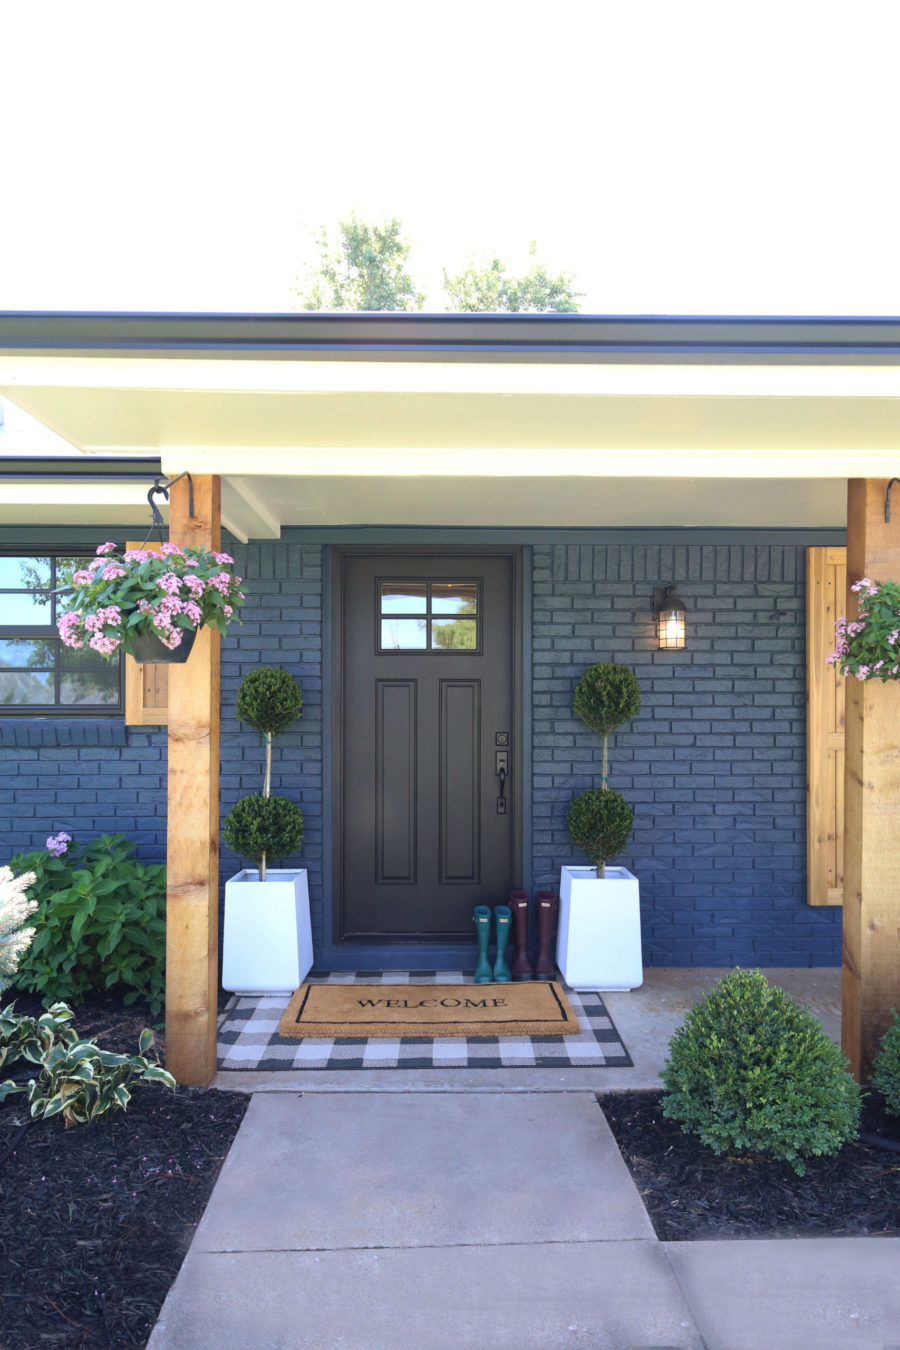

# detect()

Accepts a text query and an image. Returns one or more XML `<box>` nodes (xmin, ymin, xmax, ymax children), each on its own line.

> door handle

<box><xmin>496</xmin><ymin>750</ymin><xmax>509</xmax><ymax>815</ymax></box>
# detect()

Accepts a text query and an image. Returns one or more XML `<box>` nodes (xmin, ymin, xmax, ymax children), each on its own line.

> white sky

<box><xmin>0</xmin><ymin>1</ymin><xmax>898</xmax><ymax>316</ymax></box>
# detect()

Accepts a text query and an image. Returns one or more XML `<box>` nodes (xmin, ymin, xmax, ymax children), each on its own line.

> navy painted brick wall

<box><xmin>532</xmin><ymin>543</ymin><xmax>841</xmax><ymax>967</ymax></box>
<box><xmin>0</xmin><ymin>535</ymin><xmax>840</xmax><ymax>969</ymax></box>
<box><xmin>218</xmin><ymin>542</ymin><xmax>324</xmax><ymax>940</ymax></box>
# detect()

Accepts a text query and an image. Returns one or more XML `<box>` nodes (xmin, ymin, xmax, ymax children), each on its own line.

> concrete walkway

<box><xmin>147</xmin><ymin>969</ymin><xmax>900</xmax><ymax>1350</ymax></box>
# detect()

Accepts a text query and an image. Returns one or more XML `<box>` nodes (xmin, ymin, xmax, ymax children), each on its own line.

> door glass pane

<box><xmin>380</xmin><ymin>583</ymin><xmax>427</xmax><ymax>615</ymax></box>
<box><xmin>431</xmin><ymin>583</ymin><xmax>477</xmax><ymax>615</ymax></box>
<box><xmin>381</xmin><ymin>618</ymin><xmax>427</xmax><ymax>650</ymax></box>
<box><xmin>0</xmin><ymin>591</ymin><xmax>53</xmax><ymax>624</ymax></box>
<box><xmin>431</xmin><ymin>618</ymin><xmax>477</xmax><ymax>650</ymax></box>
<box><xmin>0</xmin><ymin>669</ymin><xmax>53</xmax><ymax>705</ymax></box>
<box><xmin>0</xmin><ymin>556</ymin><xmax>51</xmax><ymax>589</ymax></box>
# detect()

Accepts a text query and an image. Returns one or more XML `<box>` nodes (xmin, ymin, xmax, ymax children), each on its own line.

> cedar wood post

<box><xmin>165</xmin><ymin>475</ymin><xmax>221</xmax><ymax>1086</ymax></box>
<box><xmin>843</xmin><ymin>478</ymin><xmax>900</xmax><ymax>1081</ymax></box>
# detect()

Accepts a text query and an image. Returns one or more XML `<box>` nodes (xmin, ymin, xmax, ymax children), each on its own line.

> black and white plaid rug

<box><xmin>217</xmin><ymin>970</ymin><xmax>632</xmax><ymax>1070</ymax></box>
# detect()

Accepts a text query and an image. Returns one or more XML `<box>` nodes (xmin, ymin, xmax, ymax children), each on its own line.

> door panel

<box><xmin>336</xmin><ymin>551</ymin><xmax>519</xmax><ymax>941</ymax></box>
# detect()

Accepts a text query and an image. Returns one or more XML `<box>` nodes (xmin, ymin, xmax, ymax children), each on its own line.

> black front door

<box><xmin>334</xmin><ymin>550</ymin><xmax>520</xmax><ymax>941</ymax></box>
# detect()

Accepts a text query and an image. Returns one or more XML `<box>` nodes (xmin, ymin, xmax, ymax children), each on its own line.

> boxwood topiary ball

<box><xmin>566</xmin><ymin>787</ymin><xmax>633</xmax><ymax>875</ymax></box>
<box><xmin>222</xmin><ymin>794</ymin><xmax>305</xmax><ymax>867</ymax></box>
<box><xmin>236</xmin><ymin>667</ymin><xmax>302</xmax><ymax>738</ymax></box>
<box><xmin>572</xmin><ymin>663</ymin><xmax>640</xmax><ymax>737</ymax></box>
<box><xmin>661</xmin><ymin>967</ymin><xmax>861</xmax><ymax>1174</ymax></box>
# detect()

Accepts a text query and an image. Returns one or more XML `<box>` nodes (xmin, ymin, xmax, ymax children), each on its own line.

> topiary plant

<box><xmin>566</xmin><ymin>789</ymin><xmax>633</xmax><ymax>878</ymax></box>
<box><xmin>661</xmin><ymin>967</ymin><xmax>862</xmax><ymax>1175</ymax></box>
<box><xmin>871</xmin><ymin>1010</ymin><xmax>900</xmax><ymax>1117</ymax></box>
<box><xmin>568</xmin><ymin>662</ymin><xmax>641</xmax><ymax>876</ymax></box>
<box><xmin>223</xmin><ymin>667</ymin><xmax>304</xmax><ymax>880</ymax></box>
<box><xmin>222</xmin><ymin>795</ymin><xmax>305</xmax><ymax>876</ymax></box>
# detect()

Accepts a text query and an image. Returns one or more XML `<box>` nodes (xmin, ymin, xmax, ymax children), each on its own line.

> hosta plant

<box><xmin>568</xmin><ymin>662</ymin><xmax>641</xmax><ymax>876</ymax></box>
<box><xmin>827</xmin><ymin>577</ymin><xmax>900</xmax><ymax>681</ymax></box>
<box><xmin>8</xmin><ymin>833</ymin><xmax>166</xmax><ymax>1013</ymax></box>
<box><xmin>661</xmin><ymin>968</ymin><xmax>861</xmax><ymax>1175</ymax></box>
<box><xmin>0</xmin><ymin>1006</ymin><xmax>174</xmax><ymax>1127</ymax></box>
<box><xmin>0</xmin><ymin>1000</ymin><xmax>74</xmax><ymax>1071</ymax></box>
<box><xmin>57</xmin><ymin>540</ymin><xmax>245</xmax><ymax>657</ymax></box>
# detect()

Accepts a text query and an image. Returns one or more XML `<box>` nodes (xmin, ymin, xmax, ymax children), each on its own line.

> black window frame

<box><xmin>0</xmin><ymin>550</ymin><xmax>124</xmax><ymax>716</ymax></box>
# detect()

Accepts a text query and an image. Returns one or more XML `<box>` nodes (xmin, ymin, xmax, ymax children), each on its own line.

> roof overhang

<box><xmin>2</xmin><ymin>313</ymin><xmax>899</xmax><ymax>536</ymax></box>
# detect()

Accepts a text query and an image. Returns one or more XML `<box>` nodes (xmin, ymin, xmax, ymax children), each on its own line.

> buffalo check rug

<box><xmin>217</xmin><ymin>970</ymin><xmax>632</xmax><ymax>1070</ymax></box>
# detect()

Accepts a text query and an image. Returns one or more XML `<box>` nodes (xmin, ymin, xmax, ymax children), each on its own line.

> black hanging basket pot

<box><xmin>129</xmin><ymin>627</ymin><xmax>198</xmax><ymax>664</ymax></box>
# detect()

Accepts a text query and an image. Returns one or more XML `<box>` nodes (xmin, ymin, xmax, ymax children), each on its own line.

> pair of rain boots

<box><xmin>473</xmin><ymin>891</ymin><xmax>559</xmax><ymax>984</ymax></box>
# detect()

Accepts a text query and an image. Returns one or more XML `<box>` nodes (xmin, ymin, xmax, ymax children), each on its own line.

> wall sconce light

<box><xmin>654</xmin><ymin>584</ymin><xmax>686</xmax><ymax>650</ymax></box>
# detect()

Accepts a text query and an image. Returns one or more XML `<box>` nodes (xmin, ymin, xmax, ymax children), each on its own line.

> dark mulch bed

<box><xmin>602</xmin><ymin>1089</ymin><xmax>900</xmax><ymax>1241</ymax></box>
<box><xmin>0</xmin><ymin>988</ymin><xmax>249</xmax><ymax>1350</ymax></box>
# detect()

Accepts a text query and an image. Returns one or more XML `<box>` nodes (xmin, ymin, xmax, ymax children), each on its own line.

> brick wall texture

<box><xmin>0</xmin><ymin>537</ymin><xmax>841</xmax><ymax>968</ymax></box>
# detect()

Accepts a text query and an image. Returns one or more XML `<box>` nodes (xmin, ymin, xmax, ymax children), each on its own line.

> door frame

<box><xmin>329</xmin><ymin>544</ymin><xmax>525</xmax><ymax>962</ymax></box>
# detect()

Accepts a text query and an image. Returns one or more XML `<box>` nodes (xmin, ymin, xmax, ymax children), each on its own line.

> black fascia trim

<box><xmin>3</xmin><ymin>311</ymin><xmax>900</xmax><ymax>362</ymax></box>
<box><xmin>0</xmin><ymin>456</ymin><xmax>163</xmax><ymax>480</ymax></box>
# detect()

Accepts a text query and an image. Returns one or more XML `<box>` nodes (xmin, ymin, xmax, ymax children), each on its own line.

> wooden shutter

<box><xmin>123</xmin><ymin>541</ymin><xmax>168</xmax><ymax>726</ymax></box>
<box><xmin>806</xmin><ymin>546</ymin><xmax>846</xmax><ymax>905</ymax></box>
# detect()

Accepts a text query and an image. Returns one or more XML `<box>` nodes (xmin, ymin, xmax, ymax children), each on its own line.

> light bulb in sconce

<box><xmin>654</xmin><ymin>585</ymin><xmax>686</xmax><ymax>650</ymax></box>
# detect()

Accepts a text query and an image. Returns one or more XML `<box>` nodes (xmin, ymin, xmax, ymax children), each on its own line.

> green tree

<box><xmin>293</xmin><ymin>214</ymin><xmax>425</xmax><ymax>311</ymax></box>
<box><xmin>443</xmin><ymin>242</ymin><xmax>582</xmax><ymax>313</ymax></box>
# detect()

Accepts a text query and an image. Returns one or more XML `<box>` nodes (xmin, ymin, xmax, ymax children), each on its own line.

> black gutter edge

<box><xmin>2</xmin><ymin>312</ymin><xmax>900</xmax><ymax>362</ymax></box>
<box><xmin>0</xmin><ymin>456</ymin><xmax>163</xmax><ymax>479</ymax></box>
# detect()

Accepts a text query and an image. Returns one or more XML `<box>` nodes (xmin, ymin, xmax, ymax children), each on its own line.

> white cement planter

<box><xmin>222</xmin><ymin>868</ymin><xmax>313</xmax><ymax>994</ymax></box>
<box><xmin>556</xmin><ymin>865</ymin><xmax>643</xmax><ymax>991</ymax></box>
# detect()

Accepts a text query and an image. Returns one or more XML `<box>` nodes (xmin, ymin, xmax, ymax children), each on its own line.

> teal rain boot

<box><xmin>493</xmin><ymin>905</ymin><xmax>512</xmax><ymax>982</ymax></box>
<box><xmin>473</xmin><ymin>905</ymin><xmax>493</xmax><ymax>983</ymax></box>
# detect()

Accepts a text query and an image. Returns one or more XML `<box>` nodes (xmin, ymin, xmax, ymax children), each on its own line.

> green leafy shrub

<box><xmin>222</xmin><ymin>795</ymin><xmax>305</xmax><ymax>873</ymax></box>
<box><xmin>661</xmin><ymin>968</ymin><xmax>861</xmax><ymax>1175</ymax></box>
<box><xmin>8</xmin><ymin>834</ymin><xmax>166</xmax><ymax>1014</ymax></box>
<box><xmin>872</xmin><ymin>1011</ymin><xmax>900</xmax><ymax>1116</ymax></box>
<box><xmin>566</xmin><ymin>788</ymin><xmax>633</xmax><ymax>877</ymax></box>
<box><xmin>0</xmin><ymin>1002</ymin><xmax>174</xmax><ymax>1126</ymax></box>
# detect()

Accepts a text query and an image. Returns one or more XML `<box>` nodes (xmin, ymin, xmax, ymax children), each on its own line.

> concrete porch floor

<box><xmin>213</xmin><ymin>966</ymin><xmax>842</xmax><ymax>1093</ymax></box>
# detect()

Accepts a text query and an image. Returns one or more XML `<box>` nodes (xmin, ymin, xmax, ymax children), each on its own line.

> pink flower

<box><xmin>209</xmin><ymin>572</ymin><xmax>232</xmax><ymax>594</ymax></box>
<box><xmin>184</xmin><ymin>574</ymin><xmax>205</xmax><ymax>597</ymax></box>
<box><xmin>89</xmin><ymin>633</ymin><xmax>120</xmax><ymax>655</ymax></box>
<box><xmin>124</xmin><ymin>549</ymin><xmax>151</xmax><ymax>563</ymax></box>
<box><xmin>213</xmin><ymin>552</ymin><xmax>234</xmax><ymax>565</ymax></box>
<box><xmin>157</xmin><ymin>572</ymin><xmax>183</xmax><ymax>595</ymax></box>
<box><xmin>183</xmin><ymin>601</ymin><xmax>202</xmax><ymax>625</ymax></box>
<box><xmin>95</xmin><ymin>542</ymin><xmax>117</xmax><ymax>556</ymax></box>
<box><xmin>101</xmin><ymin>564</ymin><xmax>127</xmax><ymax>581</ymax></box>
<box><xmin>46</xmin><ymin>832</ymin><xmax>72</xmax><ymax>857</ymax></box>
<box><xmin>160</xmin><ymin>542</ymin><xmax>184</xmax><ymax>556</ymax></box>
<box><xmin>72</xmin><ymin>569</ymin><xmax>94</xmax><ymax>585</ymax></box>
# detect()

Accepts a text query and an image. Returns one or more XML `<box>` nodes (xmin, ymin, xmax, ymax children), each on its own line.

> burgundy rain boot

<box><xmin>534</xmin><ymin>890</ymin><xmax>558</xmax><ymax>981</ymax></box>
<box><xmin>508</xmin><ymin>890</ymin><xmax>533</xmax><ymax>981</ymax></box>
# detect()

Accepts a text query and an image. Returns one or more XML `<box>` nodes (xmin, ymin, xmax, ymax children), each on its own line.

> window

<box><xmin>379</xmin><ymin>580</ymin><xmax>479</xmax><ymax>652</ymax></box>
<box><xmin>0</xmin><ymin>554</ymin><xmax>122</xmax><ymax>713</ymax></box>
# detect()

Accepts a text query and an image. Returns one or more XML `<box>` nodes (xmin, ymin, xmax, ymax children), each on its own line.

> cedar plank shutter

<box><xmin>806</xmin><ymin>546</ymin><xmax>846</xmax><ymax>906</ymax></box>
<box><xmin>123</xmin><ymin>540</ymin><xmax>168</xmax><ymax>726</ymax></box>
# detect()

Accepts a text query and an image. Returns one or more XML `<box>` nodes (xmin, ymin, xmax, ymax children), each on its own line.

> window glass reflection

<box><xmin>380</xmin><ymin>583</ymin><xmax>427</xmax><ymax>615</ymax></box>
<box><xmin>380</xmin><ymin>618</ymin><xmax>427</xmax><ymax>650</ymax></box>
<box><xmin>431</xmin><ymin>619</ymin><xmax>477</xmax><ymax>650</ymax></box>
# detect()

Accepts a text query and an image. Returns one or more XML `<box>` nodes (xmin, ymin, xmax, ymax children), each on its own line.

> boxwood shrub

<box><xmin>661</xmin><ymin>967</ymin><xmax>861</xmax><ymax>1175</ymax></box>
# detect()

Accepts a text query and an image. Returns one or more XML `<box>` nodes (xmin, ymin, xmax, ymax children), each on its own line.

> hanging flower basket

<box><xmin>129</xmin><ymin>627</ymin><xmax>198</xmax><ymax>665</ymax></box>
<box><xmin>57</xmin><ymin>542</ymin><xmax>245</xmax><ymax>661</ymax></box>
<box><xmin>828</xmin><ymin>577</ymin><xmax>900</xmax><ymax>682</ymax></box>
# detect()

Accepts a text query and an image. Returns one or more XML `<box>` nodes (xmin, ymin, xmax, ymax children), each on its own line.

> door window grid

<box><xmin>379</xmin><ymin>580</ymin><xmax>479</xmax><ymax>652</ymax></box>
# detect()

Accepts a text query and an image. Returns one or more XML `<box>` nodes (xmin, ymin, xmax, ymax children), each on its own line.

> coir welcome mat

<box><xmin>278</xmin><ymin>980</ymin><xmax>580</xmax><ymax>1039</ymax></box>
